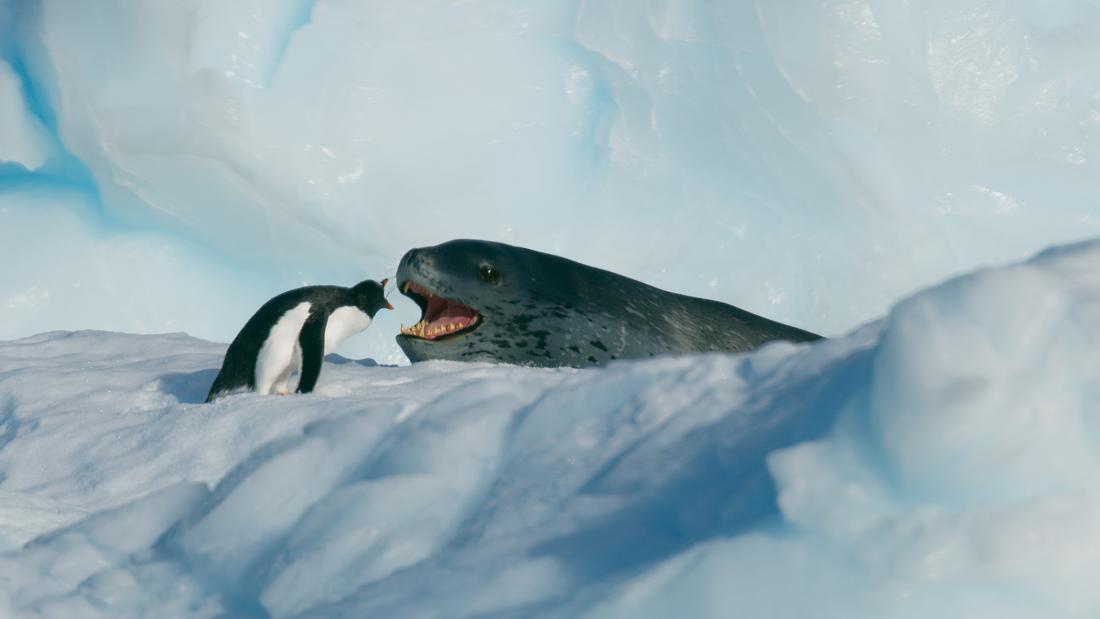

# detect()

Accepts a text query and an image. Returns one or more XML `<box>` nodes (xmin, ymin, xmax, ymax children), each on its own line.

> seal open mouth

<box><xmin>398</xmin><ymin>281</ymin><xmax>482</xmax><ymax>341</ymax></box>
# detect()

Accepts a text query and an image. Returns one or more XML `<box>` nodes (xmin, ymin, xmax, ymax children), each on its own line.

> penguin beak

<box><xmin>381</xmin><ymin>278</ymin><xmax>394</xmax><ymax>310</ymax></box>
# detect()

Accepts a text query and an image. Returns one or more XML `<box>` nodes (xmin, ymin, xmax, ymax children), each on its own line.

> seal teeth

<box><xmin>400</xmin><ymin>320</ymin><xmax>431</xmax><ymax>337</ymax></box>
<box><xmin>401</xmin><ymin>317</ymin><xmax>481</xmax><ymax>340</ymax></box>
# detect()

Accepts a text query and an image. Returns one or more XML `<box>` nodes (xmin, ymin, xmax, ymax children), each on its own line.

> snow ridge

<box><xmin>2</xmin><ymin>240</ymin><xmax>1099</xmax><ymax>618</ymax></box>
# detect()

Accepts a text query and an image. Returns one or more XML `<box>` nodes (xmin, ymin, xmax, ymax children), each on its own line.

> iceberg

<box><xmin>1</xmin><ymin>1</ymin><xmax>1099</xmax><ymax>358</ymax></box>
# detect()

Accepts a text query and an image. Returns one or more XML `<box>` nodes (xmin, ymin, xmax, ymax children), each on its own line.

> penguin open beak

<box><xmin>381</xmin><ymin>278</ymin><xmax>394</xmax><ymax>310</ymax></box>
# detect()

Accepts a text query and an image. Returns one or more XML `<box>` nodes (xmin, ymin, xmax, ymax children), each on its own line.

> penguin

<box><xmin>205</xmin><ymin>278</ymin><xmax>393</xmax><ymax>402</ymax></box>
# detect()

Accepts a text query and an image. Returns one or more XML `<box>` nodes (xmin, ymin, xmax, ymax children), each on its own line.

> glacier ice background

<box><xmin>2</xmin><ymin>0</ymin><xmax>1100</xmax><ymax>360</ymax></box>
<box><xmin>3</xmin><ymin>0</ymin><xmax>1100</xmax><ymax>617</ymax></box>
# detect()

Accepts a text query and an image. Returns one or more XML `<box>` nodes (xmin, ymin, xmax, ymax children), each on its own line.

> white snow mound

<box><xmin>1</xmin><ymin>239</ymin><xmax>1098</xmax><ymax>618</ymax></box>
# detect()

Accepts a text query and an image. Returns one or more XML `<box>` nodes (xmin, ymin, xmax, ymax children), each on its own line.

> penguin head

<box><xmin>351</xmin><ymin>278</ymin><xmax>394</xmax><ymax>316</ymax></box>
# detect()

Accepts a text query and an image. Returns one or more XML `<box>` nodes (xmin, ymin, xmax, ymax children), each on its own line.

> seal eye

<box><xmin>478</xmin><ymin>264</ymin><xmax>499</xmax><ymax>284</ymax></box>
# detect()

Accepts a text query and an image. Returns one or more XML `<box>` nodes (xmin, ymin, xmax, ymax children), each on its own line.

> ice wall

<box><xmin>0</xmin><ymin>60</ymin><xmax>48</xmax><ymax>170</ymax></box>
<box><xmin>2</xmin><ymin>1</ymin><xmax>1099</xmax><ymax>360</ymax></box>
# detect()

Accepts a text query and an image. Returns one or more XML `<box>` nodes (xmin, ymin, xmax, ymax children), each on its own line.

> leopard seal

<box><xmin>395</xmin><ymin>239</ymin><xmax>821</xmax><ymax>367</ymax></box>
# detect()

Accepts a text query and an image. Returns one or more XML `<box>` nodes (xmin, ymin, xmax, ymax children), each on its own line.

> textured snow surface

<box><xmin>3</xmin><ymin>1</ymin><xmax>1100</xmax><ymax>360</ymax></box>
<box><xmin>1</xmin><ymin>240</ymin><xmax>1099</xmax><ymax>618</ymax></box>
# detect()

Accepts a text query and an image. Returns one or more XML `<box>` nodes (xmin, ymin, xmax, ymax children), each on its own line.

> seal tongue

<box><xmin>429</xmin><ymin>300</ymin><xmax>477</xmax><ymax>325</ymax></box>
<box><xmin>425</xmin><ymin>295</ymin><xmax>450</xmax><ymax>322</ymax></box>
<box><xmin>420</xmin><ymin>299</ymin><xmax>477</xmax><ymax>337</ymax></box>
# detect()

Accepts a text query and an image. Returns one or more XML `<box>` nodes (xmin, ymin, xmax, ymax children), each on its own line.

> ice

<box><xmin>0</xmin><ymin>241</ymin><xmax>1098</xmax><ymax>617</ymax></box>
<box><xmin>0</xmin><ymin>188</ymin><xmax>284</xmax><ymax>346</ymax></box>
<box><xmin>0</xmin><ymin>60</ymin><xmax>49</xmax><ymax>170</ymax></box>
<box><xmin>2</xmin><ymin>1</ymin><xmax>1099</xmax><ymax>358</ymax></box>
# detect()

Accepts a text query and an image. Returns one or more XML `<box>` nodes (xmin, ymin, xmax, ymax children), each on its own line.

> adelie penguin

<box><xmin>205</xmin><ymin>279</ymin><xmax>393</xmax><ymax>402</ymax></box>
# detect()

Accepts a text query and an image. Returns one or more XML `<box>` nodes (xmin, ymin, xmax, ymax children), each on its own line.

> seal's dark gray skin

<box><xmin>396</xmin><ymin>240</ymin><xmax>821</xmax><ymax>367</ymax></box>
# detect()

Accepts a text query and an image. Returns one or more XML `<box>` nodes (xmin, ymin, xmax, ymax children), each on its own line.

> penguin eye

<box><xmin>478</xmin><ymin>264</ymin><xmax>499</xmax><ymax>284</ymax></box>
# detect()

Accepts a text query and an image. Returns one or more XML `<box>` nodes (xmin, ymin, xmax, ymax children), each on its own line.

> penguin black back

<box><xmin>206</xmin><ymin>279</ymin><xmax>391</xmax><ymax>402</ymax></box>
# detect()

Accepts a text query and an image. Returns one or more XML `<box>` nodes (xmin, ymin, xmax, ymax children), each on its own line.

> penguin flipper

<box><xmin>297</xmin><ymin>310</ymin><xmax>329</xmax><ymax>394</ymax></box>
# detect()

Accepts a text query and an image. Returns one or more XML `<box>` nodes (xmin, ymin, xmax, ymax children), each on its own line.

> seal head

<box><xmin>395</xmin><ymin>239</ymin><xmax>821</xmax><ymax>367</ymax></box>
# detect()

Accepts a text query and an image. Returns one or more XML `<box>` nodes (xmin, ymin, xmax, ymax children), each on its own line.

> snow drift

<box><xmin>1</xmin><ymin>239</ymin><xmax>1098</xmax><ymax>618</ymax></box>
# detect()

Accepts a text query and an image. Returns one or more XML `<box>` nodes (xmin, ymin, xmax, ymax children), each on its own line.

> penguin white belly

<box><xmin>324</xmin><ymin>306</ymin><xmax>372</xmax><ymax>354</ymax></box>
<box><xmin>255</xmin><ymin>302</ymin><xmax>312</xmax><ymax>395</ymax></box>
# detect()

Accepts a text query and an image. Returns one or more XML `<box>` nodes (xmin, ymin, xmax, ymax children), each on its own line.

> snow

<box><xmin>2</xmin><ymin>240</ymin><xmax>1100</xmax><ymax>617</ymax></box>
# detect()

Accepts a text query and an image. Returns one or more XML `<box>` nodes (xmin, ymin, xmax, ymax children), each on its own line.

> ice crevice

<box><xmin>265</xmin><ymin>0</ymin><xmax>318</xmax><ymax>87</ymax></box>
